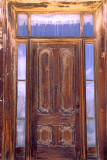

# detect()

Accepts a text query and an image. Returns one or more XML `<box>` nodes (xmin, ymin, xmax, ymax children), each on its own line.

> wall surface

<box><xmin>95</xmin><ymin>2</ymin><xmax>107</xmax><ymax>159</ymax></box>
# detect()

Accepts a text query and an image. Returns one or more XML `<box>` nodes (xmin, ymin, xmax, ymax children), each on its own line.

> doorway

<box><xmin>28</xmin><ymin>40</ymin><xmax>81</xmax><ymax>159</ymax></box>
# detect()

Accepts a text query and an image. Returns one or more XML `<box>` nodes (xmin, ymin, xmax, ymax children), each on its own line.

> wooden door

<box><xmin>31</xmin><ymin>41</ymin><xmax>81</xmax><ymax>160</ymax></box>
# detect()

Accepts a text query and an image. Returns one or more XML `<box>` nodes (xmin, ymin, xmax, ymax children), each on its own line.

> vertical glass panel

<box><xmin>86</xmin><ymin>81</ymin><xmax>95</xmax><ymax>118</ymax></box>
<box><xmin>83</xmin><ymin>14</ymin><xmax>93</xmax><ymax>36</ymax></box>
<box><xmin>18</xmin><ymin>14</ymin><xmax>28</xmax><ymax>36</ymax></box>
<box><xmin>87</xmin><ymin>119</ymin><xmax>96</xmax><ymax>146</ymax></box>
<box><xmin>18</xmin><ymin>44</ymin><xmax>26</xmax><ymax>80</ymax></box>
<box><xmin>85</xmin><ymin>44</ymin><xmax>94</xmax><ymax>80</ymax></box>
<box><xmin>16</xmin><ymin>120</ymin><xmax>25</xmax><ymax>147</ymax></box>
<box><xmin>31</xmin><ymin>14</ymin><xmax>80</xmax><ymax>37</ymax></box>
<box><xmin>17</xmin><ymin>81</ymin><xmax>26</xmax><ymax>118</ymax></box>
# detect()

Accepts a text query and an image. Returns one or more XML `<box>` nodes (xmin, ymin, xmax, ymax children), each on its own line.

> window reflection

<box><xmin>16</xmin><ymin>43</ymin><xmax>26</xmax><ymax>147</ymax></box>
<box><xmin>16</xmin><ymin>120</ymin><xmax>25</xmax><ymax>147</ymax></box>
<box><xmin>85</xmin><ymin>44</ymin><xmax>94</xmax><ymax>80</ymax></box>
<box><xmin>86</xmin><ymin>82</ymin><xmax>95</xmax><ymax>118</ymax></box>
<box><xmin>18</xmin><ymin>44</ymin><xmax>26</xmax><ymax>80</ymax></box>
<box><xmin>31</xmin><ymin>14</ymin><xmax>80</xmax><ymax>37</ymax></box>
<box><xmin>83</xmin><ymin>14</ymin><xmax>93</xmax><ymax>36</ymax></box>
<box><xmin>87</xmin><ymin>119</ymin><xmax>96</xmax><ymax>146</ymax></box>
<box><xmin>18</xmin><ymin>14</ymin><xmax>28</xmax><ymax>36</ymax></box>
<box><xmin>17</xmin><ymin>81</ymin><xmax>26</xmax><ymax>118</ymax></box>
<box><xmin>85</xmin><ymin>43</ymin><xmax>96</xmax><ymax>147</ymax></box>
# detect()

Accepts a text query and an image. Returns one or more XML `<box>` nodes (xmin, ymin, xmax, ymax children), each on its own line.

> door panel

<box><xmin>31</xmin><ymin>42</ymin><xmax>80</xmax><ymax>160</ymax></box>
<box><xmin>60</xmin><ymin>49</ymin><xmax>74</xmax><ymax>113</ymax></box>
<box><xmin>38</xmin><ymin>49</ymin><xmax>53</xmax><ymax>113</ymax></box>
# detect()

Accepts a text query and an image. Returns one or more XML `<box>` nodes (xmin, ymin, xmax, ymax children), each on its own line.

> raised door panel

<box><xmin>60</xmin><ymin>49</ymin><xmax>74</xmax><ymax>113</ymax></box>
<box><xmin>38</xmin><ymin>49</ymin><xmax>53</xmax><ymax>113</ymax></box>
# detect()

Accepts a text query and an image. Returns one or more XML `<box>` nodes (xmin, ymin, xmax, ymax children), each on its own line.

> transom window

<box><xmin>18</xmin><ymin>14</ymin><xmax>93</xmax><ymax>37</ymax></box>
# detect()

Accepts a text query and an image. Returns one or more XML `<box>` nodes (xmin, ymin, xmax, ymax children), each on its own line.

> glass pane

<box><xmin>31</xmin><ymin>14</ymin><xmax>80</xmax><ymax>37</ymax></box>
<box><xmin>87</xmin><ymin>119</ymin><xmax>96</xmax><ymax>146</ymax></box>
<box><xmin>17</xmin><ymin>81</ymin><xmax>26</xmax><ymax>118</ymax></box>
<box><xmin>16</xmin><ymin>120</ymin><xmax>25</xmax><ymax>147</ymax></box>
<box><xmin>83</xmin><ymin>14</ymin><xmax>93</xmax><ymax>36</ymax></box>
<box><xmin>86</xmin><ymin>81</ymin><xmax>95</xmax><ymax>118</ymax></box>
<box><xmin>18</xmin><ymin>44</ymin><xmax>26</xmax><ymax>80</ymax></box>
<box><xmin>85</xmin><ymin>44</ymin><xmax>94</xmax><ymax>80</ymax></box>
<box><xmin>18</xmin><ymin>14</ymin><xmax>28</xmax><ymax>36</ymax></box>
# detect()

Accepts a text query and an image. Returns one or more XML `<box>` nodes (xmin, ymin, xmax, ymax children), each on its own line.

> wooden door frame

<box><xmin>2</xmin><ymin>1</ymin><xmax>107</xmax><ymax>159</ymax></box>
<box><xmin>25</xmin><ymin>38</ymin><xmax>85</xmax><ymax>160</ymax></box>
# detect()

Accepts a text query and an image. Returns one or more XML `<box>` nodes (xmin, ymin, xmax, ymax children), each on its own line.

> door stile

<box><xmin>80</xmin><ymin>39</ymin><xmax>87</xmax><ymax>159</ymax></box>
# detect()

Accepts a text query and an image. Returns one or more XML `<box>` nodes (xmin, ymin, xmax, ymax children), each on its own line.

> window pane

<box><xmin>17</xmin><ymin>81</ymin><xmax>26</xmax><ymax>118</ymax></box>
<box><xmin>85</xmin><ymin>44</ymin><xmax>94</xmax><ymax>80</ymax></box>
<box><xmin>18</xmin><ymin>44</ymin><xmax>26</xmax><ymax>80</ymax></box>
<box><xmin>87</xmin><ymin>119</ymin><xmax>96</xmax><ymax>146</ymax></box>
<box><xmin>18</xmin><ymin>14</ymin><xmax>28</xmax><ymax>36</ymax></box>
<box><xmin>16</xmin><ymin>120</ymin><xmax>25</xmax><ymax>147</ymax></box>
<box><xmin>31</xmin><ymin>14</ymin><xmax>80</xmax><ymax>37</ymax></box>
<box><xmin>86</xmin><ymin>81</ymin><xmax>95</xmax><ymax>118</ymax></box>
<box><xmin>83</xmin><ymin>14</ymin><xmax>93</xmax><ymax>36</ymax></box>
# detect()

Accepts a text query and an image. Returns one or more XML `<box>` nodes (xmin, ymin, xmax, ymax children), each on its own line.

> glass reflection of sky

<box><xmin>16</xmin><ymin>120</ymin><xmax>25</xmax><ymax>147</ymax></box>
<box><xmin>87</xmin><ymin>119</ymin><xmax>96</xmax><ymax>146</ymax></box>
<box><xmin>17</xmin><ymin>43</ymin><xmax>26</xmax><ymax>147</ymax></box>
<box><xmin>17</xmin><ymin>81</ymin><xmax>26</xmax><ymax>118</ymax></box>
<box><xmin>31</xmin><ymin>14</ymin><xmax>80</xmax><ymax>37</ymax></box>
<box><xmin>18</xmin><ymin>14</ymin><xmax>28</xmax><ymax>36</ymax></box>
<box><xmin>86</xmin><ymin>81</ymin><xmax>95</xmax><ymax>118</ymax></box>
<box><xmin>18</xmin><ymin>44</ymin><xmax>26</xmax><ymax>80</ymax></box>
<box><xmin>83</xmin><ymin>14</ymin><xmax>93</xmax><ymax>36</ymax></box>
<box><xmin>85</xmin><ymin>44</ymin><xmax>94</xmax><ymax>80</ymax></box>
<box><xmin>85</xmin><ymin>43</ymin><xmax>96</xmax><ymax>147</ymax></box>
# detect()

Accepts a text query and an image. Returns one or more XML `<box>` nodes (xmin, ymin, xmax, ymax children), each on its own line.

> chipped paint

<box><xmin>7</xmin><ymin>0</ymin><xmax>103</xmax><ymax>12</ymax></box>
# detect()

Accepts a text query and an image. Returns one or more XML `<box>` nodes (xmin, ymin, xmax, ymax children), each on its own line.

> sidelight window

<box><xmin>85</xmin><ymin>44</ymin><xmax>96</xmax><ymax>147</ymax></box>
<box><xmin>16</xmin><ymin>44</ymin><xmax>26</xmax><ymax>147</ymax></box>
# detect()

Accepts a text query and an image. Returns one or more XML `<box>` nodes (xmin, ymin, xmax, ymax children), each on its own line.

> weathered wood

<box><xmin>2</xmin><ymin>0</ymin><xmax>7</xmax><ymax>159</ymax></box>
<box><xmin>0</xmin><ymin>4</ymin><xmax>3</xmax><ymax>159</ymax></box>
<box><xmin>26</xmin><ymin>39</ymin><xmax>32</xmax><ymax>160</ymax></box>
<box><xmin>2</xmin><ymin>2</ymin><xmax>16</xmax><ymax>160</ymax></box>
<box><xmin>7</xmin><ymin>0</ymin><xmax>103</xmax><ymax>12</ymax></box>
<box><xmin>87</xmin><ymin>147</ymin><xmax>97</xmax><ymax>159</ymax></box>
<box><xmin>104</xmin><ymin>0</ymin><xmax>107</xmax><ymax>159</ymax></box>
<box><xmin>95</xmin><ymin>4</ymin><xmax>106</xmax><ymax>160</ymax></box>
<box><xmin>31</xmin><ymin>41</ymin><xmax>81</xmax><ymax>159</ymax></box>
<box><xmin>37</xmin><ymin>146</ymin><xmax>76</xmax><ymax>160</ymax></box>
<box><xmin>1</xmin><ymin>1</ymin><xmax>106</xmax><ymax>160</ymax></box>
<box><xmin>15</xmin><ymin>147</ymin><xmax>25</xmax><ymax>160</ymax></box>
<box><xmin>34</xmin><ymin>114</ymin><xmax>75</xmax><ymax>126</ymax></box>
<box><xmin>0</xmin><ymin>48</ymin><xmax>3</xmax><ymax>160</ymax></box>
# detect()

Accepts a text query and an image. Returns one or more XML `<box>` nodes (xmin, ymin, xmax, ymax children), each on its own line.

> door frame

<box><xmin>26</xmin><ymin>38</ymin><xmax>86</xmax><ymax>160</ymax></box>
<box><xmin>2</xmin><ymin>1</ymin><xmax>107</xmax><ymax>159</ymax></box>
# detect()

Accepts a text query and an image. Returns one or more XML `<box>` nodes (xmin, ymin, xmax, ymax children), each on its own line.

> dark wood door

<box><xmin>31</xmin><ymin>41</ymin><xmax>81</xmax><ymax>160</ymax></box>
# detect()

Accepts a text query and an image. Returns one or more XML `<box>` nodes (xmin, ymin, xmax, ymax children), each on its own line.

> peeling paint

<box><xmin>7</xmin><ymin>0</ymin><xmax>103</xmax><ymax>12</ymax></box>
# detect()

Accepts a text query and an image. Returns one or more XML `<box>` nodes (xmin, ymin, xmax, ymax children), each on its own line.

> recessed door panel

<box><xmin>32</xmin><ymin>42</ymin><xmax>80</xmax><ymax>160</ymax></box>
<box><xmin>60</xmin><ymin>49</ymin><xmax>74</xmax><ymax>113</ymax></box>
<box><xmin>38</xmin><ymin>49</ymin><xmax>53</xmax><ymax>113</ymax></box>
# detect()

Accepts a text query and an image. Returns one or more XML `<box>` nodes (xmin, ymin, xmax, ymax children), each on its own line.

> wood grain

<box><xmin>31</xmin><ymin>42</ymin><xmax>80</xmax><ymax>159</ymax></box>
<box><xmin>1</xmin><ymin>1</ymin><xmax>107</xmax><ymax>160</ymax></box>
